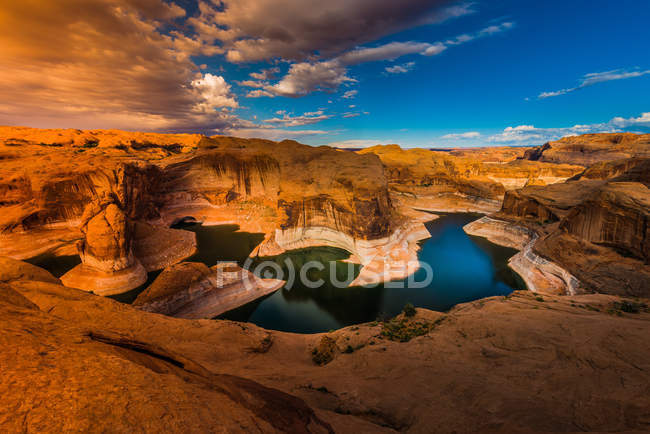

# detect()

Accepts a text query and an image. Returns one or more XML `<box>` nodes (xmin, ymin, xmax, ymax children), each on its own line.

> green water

<box><xmin>25</xmin><ymin>215</ymin><xmax>526</xmax><ymax>334</ymax></box>
<box><xmin>25</xmin><ymin>253</ymin><xmax>80</xmax><ymax>278</ymax></box>
<box><xmin>219</xmin><ymin>213</ymin><xmax>526</xmax><ymax>333</ymax></box>
<box><xmin>177</xmin><ymin>223</ymin><xmax>266</xmax><ymax>266</ymax></box>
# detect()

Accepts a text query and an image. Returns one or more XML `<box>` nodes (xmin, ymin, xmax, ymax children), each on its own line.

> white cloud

<box><xmin>223</xmin><ymin>128</ymin><xmax>330</xmax><ymax>141</ymax></box>
<box><xmin>440</xmin><ymin>131</ymin><xmax>481</xmax><ymax>139</ymax></box>
<box><xmin>246</xmin><ymin>89</ymin><xmax>276</xmax><ymax>98</ymax></box>
<box><xmin>487</xmin><ymin>112</ymin><xmax>650</xmax><ymax>145</ymax></box>
<box><xmin>191</xmin><ymin>74</ymin><xmax>238</xmax><ymax>110</ymax></box>
<box><xmin>385</xmin><ymin>62</ymin><xmax>416</xmax><ymax>74</ymax></box>
<box><xmin>249</xmin><ymin>21</ymin><xmax>515</xmax><ymax>98</ymax></box>
<box><xmin>249</xmin><ymin>67</ymin><xmax>280</xmax><ymax>81</ymax></box>
<box><xmin>339</xmin><ymin>42</ymin><xmax>432</xmax><ymax>64</ymax></box>
<box><xmin>324</xmin><ymin>139</ymin><xmax>381</xmax><ymax>148</ymax></box>
<box><xmin>263</xmin><ymin>110</ymin><xmax>332</xmax><ymax>126</ymax></box>
<box><xmin>538</xmin><ymin>68</ymin><xmax>650</xmax><ymax>99</ymax></box>
<box><xmin>342</xmin><ymin>90</ymin><xmax>358</xmax><ymax>99</ymax></box>
<box><xmin>270</xmin><ymin>60</ymin><xmax>356</xmax><ymax>97</ymax></box>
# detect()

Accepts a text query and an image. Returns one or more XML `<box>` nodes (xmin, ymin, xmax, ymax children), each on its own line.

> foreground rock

<box><xmin>2</xmin><ymin>262</ymin><xmax>649</xmax><ymax>433</ymax></box>
<box><xmin>0</xmin><ymin>281</ymin><xmax>332</xmax><ymax>433</ymax></box>
<box><xmin>133</xmin><ymin>262</ymin><xmax>284</xmax><ymax>319</ymax></box>
<box><xmin>60</xmin><ymin>198</ymin><xmax>147</xmax><ymax>294</ymax></box>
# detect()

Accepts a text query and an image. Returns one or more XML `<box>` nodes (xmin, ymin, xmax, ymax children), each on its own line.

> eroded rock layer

<box><xmin>1</xmin><ymin>260</ymin><xmax>649</xmax><ymax>433</ymax></box>
<box><xmin>524</xmin><ymin>133</ymin><xmax>650</xmax><ymax>166</ymax></box>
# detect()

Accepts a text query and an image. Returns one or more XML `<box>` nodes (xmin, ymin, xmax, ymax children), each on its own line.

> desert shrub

<box><xmin>402</xmin><ymin>302</ymin><xmax>416</xmax><ymax>317</ymax></box>
<box><xmin>612</xmin><ymin>300</ymin><xmax>648</xmax><ymax>314</ymax></box>
<box><xmin>311</xmin><ymin>336</ymin><xmax>337</xmax><ymax>365</ymax></box>
<box><xmin>381</xmin><ymin>318</ymin><xmax>440</xmax><ymax>342</ymax></box>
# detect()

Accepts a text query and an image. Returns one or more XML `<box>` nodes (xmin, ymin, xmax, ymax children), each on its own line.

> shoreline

<box><xmin>463</xmin><ymin>216</ymin><xmax>581</xmax><ymax>295</ymax></box>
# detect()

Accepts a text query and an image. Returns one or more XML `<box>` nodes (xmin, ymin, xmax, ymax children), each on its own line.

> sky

<box><xmin>1</xmin><ymin>0</ymin><xmax>649</xmax><ymax>148</ymax></box>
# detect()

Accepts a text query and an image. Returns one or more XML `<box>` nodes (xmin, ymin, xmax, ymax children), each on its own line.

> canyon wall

<box><xmin>487</xmin><ymin>163</ymin><xmax>650</xmax><ymax>297</ymax></box>
<box><xmin>524</xmin><ymin>133</ymin><xmax>650</xmax><ymax>166</ymax></box>
<box><xmin>359</xmin><ymin>144</ymin><xmax>583</xmax><ymax>214</ymax></box>
<box><xmin>0</xmin><ymin>128</ymin><xmax>400</xmax><ymax>293</ymax></box>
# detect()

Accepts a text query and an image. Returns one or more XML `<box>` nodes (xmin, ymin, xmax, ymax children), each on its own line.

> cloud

<box><xmin>246</xmin><ymin>89</ymin><xmax>276</xmax><ymax>98</ymax></box>
<box><xmin>440</xmin><ymin>131</ymin><xmax>481</xmax><ymax>139</ymax></box>
<box><xmin>190</xmin><ymin>0</ymin><xmax>473</xmax><ymax>63</ymax></box>
<box><xmin>191</xmin><ymin>73</ymin><xmax>238</xmax><ymax>110</ymax></box>
<box><xmin>339</xmin><ymin>42</ymin><xmax>432</xmax><ymax>64</ymax></box>
<box><xmin>385</xmin><ymin>62</ymin><xmax>416</xmax><ymax>74</ymax></box>
<box><xmin>249</xmin><ymin>67</ymin><xmax>281</xmax><ymax>81</ymax></box>
<box><xmin>269</xmin><ymin>60</ymin><xmax>357</xmax><ymax>97</ymax></box>
<box><xmin>342</xmin><ymin>90</ymin><xmax>358</xmax><ymax>99</ymax></box>
<box><xmin>538</xmin><ymin>68</ymin><xmax>650</xmax><ymax>99</ymax></box>
<box><xmin>487</xmin><ymin>111</ymin><xmax>650</xmax><ymax>145</ymax></box>
<box><xmin>324</xmin><ymin>139</ymin><xmax>381</xmax><ymax>148</ymax></box>
<box><xmin>0</xmin><ymin>0</ymin><xmax>241</xmax><ymax>133</ymax></box>
<box><xmin>222</xmin><ymin>128</ymin><xmax>330</xmax><ymax>141</ymax></box>
<box><xmin>250</xmin><ymin>21</ymin><xmax>515</xmax><ymax>98</ymax></box>
<box><xmin>263</xmin><ymin>110</ymin><xmax>332</xmax><ymax>126</ymax></box>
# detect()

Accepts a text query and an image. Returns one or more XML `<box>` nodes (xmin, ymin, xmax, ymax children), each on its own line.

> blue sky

<box><xmin>2</xmin><ymin>0</ymin><xmax>649</xmax><ymax>147</ymax></box>
<box><xmin>210</xmin><ymin>0</ymin><xmax>650</xmax><ymax>147</ymax></box>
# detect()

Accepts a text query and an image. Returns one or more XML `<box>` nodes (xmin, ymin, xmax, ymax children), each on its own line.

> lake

<box><xmin>219</xmin><ymin>213</ymin><xmax>526</xmax><ymax>333</ymax></box>
<box><xmin>26</xmin><ymin>213</ymin><xmax>526</xmax><ymax>333</ymax></box>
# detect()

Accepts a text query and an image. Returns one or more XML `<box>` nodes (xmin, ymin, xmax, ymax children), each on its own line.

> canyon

<box><xmin>1</xmin><ymin>127</ymin><xmax>649</xmax><ymax>432</ymax></box>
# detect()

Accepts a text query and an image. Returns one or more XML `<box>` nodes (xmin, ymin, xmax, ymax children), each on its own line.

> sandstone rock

<box><xmin>0</xmin><ymin>256</ymin><xmax>60</xmax><ymax>284</ymax></box>
<box><xmin>524</xmin><ymin>133</ymin><xmax>650</xmax><ymax>166</ymax></box>
<box><xmin>3</xmin><ymin>272</ymin><xmax>650</xmax><ymax>433</ymax></box>
<box><xmin>0</xmin><ymin>278</ymin><xmax>331</xmax><ymax>433</ymax></box>
<box><xmin>61</xmin><ymin>199</ymin><xmax>147</xmax><ymax>294</ymax></box>
<box><xmin>359</xmin><ymin>144</ymin><xmax>582</xmax><ymax>216</ymax></box>
<box><xmin>133</xmin><ymin>262</ymin><xmax>284</xmax><ymax>318</ymax></box>
<box><xmin>570</xmin><ymin>157</ymin><xmax>650</xmax><ymax>186</ymax></box>
<box><xmin>560</xmin><ymin>182</ymin><xmax>649</xmax><ymax>262</ymax></box>
<box><xmin>494</xmin><ymin>178</ymin><xmax>650</xmax><ymax>296</ymax></box>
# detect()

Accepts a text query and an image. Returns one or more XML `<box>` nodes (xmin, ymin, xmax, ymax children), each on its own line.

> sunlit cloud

<box><xmin>385</xmin><ymin>62</ymin><xmax>416</xmax><ymax>74</ymax></box>
<box><xmin>245</xmin><ymin>21</ymin><xmax>515</xmax><ymax>98</ymax></box>
<box><xmin>538</xmin><ymin>68</ymin><xmax>650</xmax><ymax>99</ymax></box>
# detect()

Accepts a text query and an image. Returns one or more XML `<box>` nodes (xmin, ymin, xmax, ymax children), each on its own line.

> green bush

<box><xmin>311</xmin><ymin>336</ymin><xmax>337</xmax><ymax>365</ymax></box>
<box><xmin>403</xmin><ymin>302</ymin><xmax>416</xmax><ymax>317</ymax></box>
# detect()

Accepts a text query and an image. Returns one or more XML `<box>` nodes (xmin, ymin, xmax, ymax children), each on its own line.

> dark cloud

<box><xmin>0</xmin><ymin>0</ymin><xmax>236</xmax><ymax>132</ymax></box>
<box><xmin>192</xmin><ymin>0</ymin><xmax>472</xmax><ymax>62</ymax></box>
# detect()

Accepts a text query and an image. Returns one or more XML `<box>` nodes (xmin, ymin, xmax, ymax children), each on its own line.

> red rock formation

<box><xmin>524</xmin><ymin>133</ymin><xmax>650</xmax><ymax>166</ymax></box>
<box><xmin>2</xmin><ymin>263</ymin><xmax>649</xmax><ymax>433</ymax></box>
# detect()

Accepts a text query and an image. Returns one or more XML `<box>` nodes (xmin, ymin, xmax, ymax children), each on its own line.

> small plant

<box><xmin>249</xmin><ymin>334</ymin><xmax>273</xmax><ymax>353</ymax></box>
<box><xmin>343</xmin><ymin>345</ymin><xmax>354</xmax><ymax>354</ymax></box>
<box><xmin>82</xmin><ymin>139</ymin><xmax>99</xmax><ymax>148</ymax></box>
<box><xmin>311</xmin><ymin>336</ymin><xmax>337</xmax><ymax>365</ymax></box>
<box><xmin>380</xmin><ymin>317</ymin><xmax>442</xmax><ymax>342</ymax></box>
<box><xmin>612</xmin><ymin>300</ymin><xmax>648</xmax><ymax>314</ymax></box>
<box><xmin>402</xmin><ymin>302</ymin><xmax>416</xmax><ymax>317</ymax></box>
<box><xmin>535</xmin><ymin>296</ymin><xmax>545</xmax><ymax>302</ymax></box>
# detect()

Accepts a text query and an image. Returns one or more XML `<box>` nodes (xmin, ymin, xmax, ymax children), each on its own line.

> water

<box><xmin>219</xmin><ymin>213</ymin><xmax>526</xmax><ymax>333</ymax></box>
<box><xmin>25</xmin><ymin>253</ymin><xmax>80</xmax><ymax>278</ymax></box>
<box><xmin>26</xmin><ymin>214</ymin><xmax>526</xmax><ymax>333</ymax></box>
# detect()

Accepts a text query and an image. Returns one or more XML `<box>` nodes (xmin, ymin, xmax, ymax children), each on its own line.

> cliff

<box><xmin>523</xmin><ymin>133</ymin><xmax>650</xmax><ymax>166</ymax></box>
<box><xmin>359</xmin><ymin>144</ymin><xmax>583</xmax><ymax>214</ymax></box>
<box><xmin>0</xmin><ymin>127</ymin><xmax>399</xmax><ymax>294</ymax></box>
<box><xmin>489</xmin><ymin>164</ymin><xmax>650</xmax><ymax>296</ymax></box>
